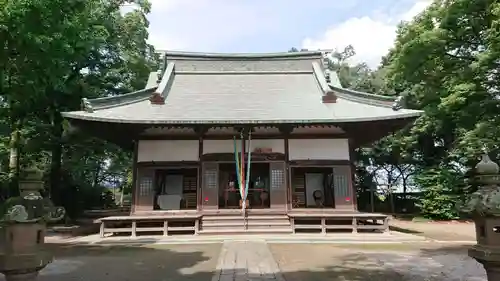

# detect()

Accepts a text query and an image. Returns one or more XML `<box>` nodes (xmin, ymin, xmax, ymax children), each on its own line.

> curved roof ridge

<box><xmin>330</xmin><ymin>85</ymin><xmax>396</xmax><ymax>105</ymax></box>
<box><xmin>163</xmin><ymin>50</ymin><xmax>323</xmax><ymax>59</ymax></box>
<box><xmin>83</xmin><ymin>87</ymin><xmax>157</xmax><ymax>111</ymax></box>
<box><xmin>328</xmin><ymin>72</ymin><xmax>343</xmax><ymax>88</ymax></box>
<box><xmin>175</xmin><ymin>70</ymin><xmax>314</xmax><ymax>74</ymax></box>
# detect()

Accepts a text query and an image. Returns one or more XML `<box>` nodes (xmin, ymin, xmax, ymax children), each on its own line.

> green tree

<box><xmin>384</xmin><ymin>0</ymin><xmax>500</xmax><ymax>218</ymax></box>
<box><xmin>0</xmin><ymin>0</ymin><xmax>157</xmax><ymax>218</ymax></box>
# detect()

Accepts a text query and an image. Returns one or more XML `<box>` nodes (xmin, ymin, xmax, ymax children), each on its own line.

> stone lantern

<box><xmin>0</xmin><ymin>167</ymin><xmax>65</xmax><ymax>281</ymax></box>
<box><xmin>463</xmin><ymin>153</ymin><xmax>500</xmax><ymax>280</ymax></box>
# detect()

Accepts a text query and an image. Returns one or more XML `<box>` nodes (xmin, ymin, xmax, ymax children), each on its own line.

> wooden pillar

<box><xmin>352</xmin><ymin>217</ymin><xmax>358</xmax><ymax>233</ymax></box>
<box><xmin>241</xmin><ymin>130</ymin><xmax>246</xmax><ymax>205</ymax></box>
<box><xmin>279</xmin><ymin>125</ymin><xmax>293</xmax><ymax>212</ymax></box>
<box><xmin>284</xmin><ymin>137</ymin><xmax>291</xmax><ymax>211</ymax></box>
<box><xmin>194</xmin><ymin>219</ymin><xmax>199</xmax><ymax>235</ymax></box>
<box><xmin>194</xmin><ymin>126</ymin><xmax>208</xmax><ymax>212</ymax></box>
<box><xmin>99</xmin><ymin>222</ymin><xmax>105</xmax><ymax>238</ymax></box>
<box><xmin>163</xmin><ymin>220</ymin><xmax>169</xmax><ymax>236</ymax></box>
<box><xmin>348</xmin><ymin>138</ymin><xmax>358</xmax><ymax>210</ymax></box>
<box><xmin>131</xmin><ymin>220</ymin><xmax>137</xmax><ymax>237</ymax></box>
<box><xmin>197</xmin><ymin>137</ymin><xmax>203</xmax><ymax>211</ymax></box>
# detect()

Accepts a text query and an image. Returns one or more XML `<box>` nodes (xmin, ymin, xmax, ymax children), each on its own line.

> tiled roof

<box><xmin>62</xmin><ymin>51</ymin><xmax>422</xmax><ymax>124</ymax></box>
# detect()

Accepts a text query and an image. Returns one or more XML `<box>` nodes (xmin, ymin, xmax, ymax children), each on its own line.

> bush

<box><xmin>414</xmin><ymin>166</ymin><xmax>464</xmax><ymax>220</ymax></box>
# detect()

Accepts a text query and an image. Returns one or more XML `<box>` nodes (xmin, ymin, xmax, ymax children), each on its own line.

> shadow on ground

<box><xmin>1</xmin><ymin>243</ymin><xmax>220</xmax><ymax>281</ymax></box>
<box><xmin>418</xmin><ymin>243</ymin><xmax>473</xmax><ymax>256</ymax></box>
<box><xmin>389</xmin><ymin>225</ymin><xmax>423</xmax><ymax>234</ymax></box>
<box><xmin>388</xmin><ymin>220</ymin><xmax>476</xmax><ymax>242</ymax></box>
<box><xmin>270</xmin><ymin>243</ymin><xmax>485</xmax><ymax>281</ymax></box>
<box><xmin>0</xmin><ymin>242</ymin><xmax>485</xmax><ymax>281</ymax></box>
<box><xmin>278</xmin><ymin>265</ymin><xmax>450</xmax><ymax>281</ymax></box>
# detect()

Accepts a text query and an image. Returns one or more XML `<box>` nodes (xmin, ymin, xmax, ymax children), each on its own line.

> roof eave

<box><xmin>61</xmin><ymin>111</ymin><xmax>422</xmax><ymax>125</ymax></box>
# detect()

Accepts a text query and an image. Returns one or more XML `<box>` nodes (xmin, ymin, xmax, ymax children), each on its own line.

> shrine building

<box><xmin>62</xmin><ymin>51</ymin><xmax>422</xmax><ymax>237</ymax></box>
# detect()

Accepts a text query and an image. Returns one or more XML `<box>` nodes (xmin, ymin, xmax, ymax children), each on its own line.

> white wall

<box><xmin>137</xmin><ymin>140</ymin><xmax>199</xmax><ymax>162</ymax></box>
<box><xmin>203</xmin><ymin>139</ymin><xmax>285</xmax><ymax>154</ymax></box>
<box><xmin>202</xmin><ymin>140</ymin><xmax>233</xmax><ymax>154</ymax></box>
<box><xmin>137</xmin><ymin>139</ymin><xmax>348</xmax><ymax>161</ymax></box>
<box><xmin>288</xmin><ymin>139</ymin><xmax>350</xmax><ymax>160</ymax></box>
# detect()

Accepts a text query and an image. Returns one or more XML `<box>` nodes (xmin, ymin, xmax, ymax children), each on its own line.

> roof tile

<box><xmin>62</xmin><ymin>51</ymin><xmax>422</xmax><ymax>124</ymax></box>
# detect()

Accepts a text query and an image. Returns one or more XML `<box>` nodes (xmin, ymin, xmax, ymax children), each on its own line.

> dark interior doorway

<box><xmin>291</xmin><ymin>167</ymin><xmax>335</xmax><ymax>208</ymax></box>
<box><xmin>218</xmin><ymin>163</ymin><xmax>271</xmax><ymax>209</ymax></box>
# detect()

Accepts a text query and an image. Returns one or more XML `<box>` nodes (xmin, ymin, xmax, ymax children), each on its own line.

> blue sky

<box><xmin>144</xmin><ymin>0</ymin><xmax>431</xmax><ymax>68</ymax></box>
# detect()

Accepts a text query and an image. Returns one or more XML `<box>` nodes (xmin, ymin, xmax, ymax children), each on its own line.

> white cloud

<box><xmin>301</xmin><ymin>1</ymin><xmax>432</xmax><ymax>68</ymax></box>
<box><xmin>145</xmin><ymin>0</ymin><xmax>281</xmax><ymax>52</ymax></box>
<box><xmin>143</xmin><ymin>0</ymin><xmax>191</xmax><ymax>50</ymax></box>
<box><xmin>402</xmin><ymin>1</ymin><xmax>433</xmax><ymax>20</ymax></box>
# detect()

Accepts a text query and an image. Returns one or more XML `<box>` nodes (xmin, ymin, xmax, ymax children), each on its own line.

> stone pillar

<box><xmin>464</xmin><ymin>153</ymin><xmax>500</xmax><ymax>280</ymax></box>
<box><xmin>0</xmin><ymin>168</ymin><xmax>65</xmax><ymax>281</ymax></box>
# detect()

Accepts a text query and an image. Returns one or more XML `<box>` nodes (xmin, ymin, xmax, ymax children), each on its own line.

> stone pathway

<box><xmin>212</xmin><ymin>241</ymin><xmax>285</xmax><ymax>281</ymax></box>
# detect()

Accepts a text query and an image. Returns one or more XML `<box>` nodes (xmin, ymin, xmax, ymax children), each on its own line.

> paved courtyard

<box><xmin>0</xmin><ymin>241</ymin><xmax>487</xmax><ymax>281</ymax></box>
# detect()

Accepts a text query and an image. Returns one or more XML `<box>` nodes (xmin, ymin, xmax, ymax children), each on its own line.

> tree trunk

<box><xmin>386</xmin><ymin>170</ymin><xmax>396</xmax><ymax>214</ymax></box>
<box><xmin>120</xmin><ymin>186</ymin><xmax>125</xmax><ymax>207</ymax></box>
<box><xmin>389</xmin><ymin>189</ymin><xmax>395</xmax><ymax>214</ymax></box>
<box><xmin>92</xmin><ymin>162</ymin><xmax>101</xmax><ymax>188</ymax></box>
<box><xmin>8</xmin><ymin>120</ymin><xmax>21</xmax><ymax>197</ymax></box>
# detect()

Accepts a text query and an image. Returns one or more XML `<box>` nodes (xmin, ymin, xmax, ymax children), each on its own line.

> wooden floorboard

<box><xmin>94</xmin><ymin>208</ymin><xmax>388</xmax><ymax>223</ymax></box>
<box><xmin>93</xmin><ymin>207</ymin><xmax>390</xmax><ymax>238</ymax></box>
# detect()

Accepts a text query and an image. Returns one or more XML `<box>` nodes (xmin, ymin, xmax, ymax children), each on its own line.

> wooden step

<box><xmin>202</xmin><ymin>215</ymin><xmax>289</xmax><ymax>221</ymax></box>
<box><xmin>202</xmin><ymin>219</ymin><xmax>290</xmax><ymax>225</ymax></box>
<box><xmin>198</xmin><ymin>228</ymin><xmax>293</xmax><ymax>235</ymax></box>
<box><xmin>200</xmin><ymin>214</ymin><xmax>292</xmax><ymax>234</ymax></box>
<box><xmin>201</xmin><ymin>220</ymin><xmax>290</xmax><ymax>227</ymax></box>
<box><xmin>201</xmin><ymin>210</ymin><xmax>286</xmax><ymax>216</ymax></box>
<box><xmin>201</xmin><ymin>220</ymin><xmax>291</xmax><ymax>231</ymax></box>
<box><xmin>202</xmin><ymin>224</ymin><xmax>291</xmax><ymax>231</ymax></box>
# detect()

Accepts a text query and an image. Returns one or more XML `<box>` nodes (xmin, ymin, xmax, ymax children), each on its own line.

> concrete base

<box><xmin>4</xmin><ymin>272</ymin><xmax>38</xmax><ymax>281</ymax></box>
<box><xmin>57</xmin><ymin>231</ymin><xmax>427</xmax><ymax>246</ymax></box>
<box><xmin>483</xmin><ymin>262</ymin><xmax>500</xmax><ymax>281</ymax></box>
<box><xmin>469</xmin><ymin>245</ymin><xmax>500</xmax><ymax>281</ymax></box>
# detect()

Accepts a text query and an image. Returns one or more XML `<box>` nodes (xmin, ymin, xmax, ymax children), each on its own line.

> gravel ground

<box><xmin>270</xmin><ymin>243</ymin><xmax>487</xmax><ymax>281</ymax></box>
<box><xmin>0</xmin><ymin>244</ymin><xmax>221</xmax><ymax>281</ymax></box>
<box><xmin>0</xmin><ymin>242</ymin><xmax>487</xmax><ymax>281</ymax></box>
<box><xmin>390</xmin><ymin>220</ymin><xmax>476</xmax><ymax>241</ymax></box>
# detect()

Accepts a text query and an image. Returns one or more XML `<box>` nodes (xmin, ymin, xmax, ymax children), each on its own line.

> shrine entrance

<box><xmin>218</xmin><ymin>163</ymin><xmax>271</xmax><ymax>209</ymax></box>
